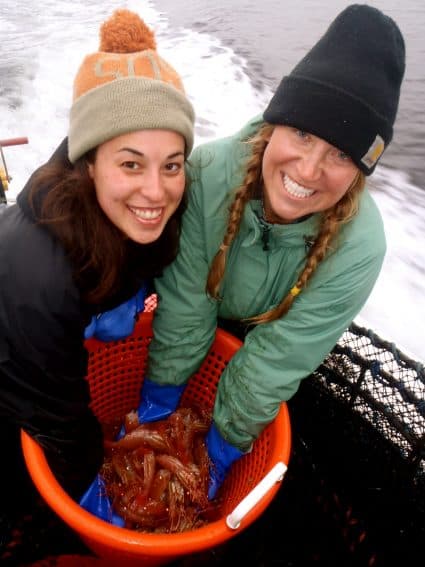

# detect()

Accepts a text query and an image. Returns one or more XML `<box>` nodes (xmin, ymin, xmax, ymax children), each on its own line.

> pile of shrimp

<box><xmin>99</xmin><ymin>406</ymin><xmax>220</xmax><ymax>533</ymax></box>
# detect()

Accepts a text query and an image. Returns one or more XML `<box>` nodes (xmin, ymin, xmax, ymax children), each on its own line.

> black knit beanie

<box><xmin>263</xmin><ymin>4</ymin><xmax>405</xmax><ymax>175</ymax></box>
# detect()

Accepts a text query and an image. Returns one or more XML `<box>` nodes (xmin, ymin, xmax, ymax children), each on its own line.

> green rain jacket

<box><xmin>147</xmin><ymin>116</ymin><xmax>386</xmax><ymax>451</ymax></box>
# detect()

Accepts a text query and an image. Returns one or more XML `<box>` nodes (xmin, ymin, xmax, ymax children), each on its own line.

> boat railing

<box><xmin>0</xmin><ymin>137</ymin><xmax>29</xmax><ymax>205</ymax></box>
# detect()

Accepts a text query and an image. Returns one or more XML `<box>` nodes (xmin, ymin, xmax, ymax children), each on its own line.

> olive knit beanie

<box><xmin>263</xmin><ymin>4</ymin><xmax>405</xmax><ymax>174</ymax></box>
<box><xmin>68</xmin><ymin>9</ymin><xmax>195</xmax><ymax>163</ymax></box>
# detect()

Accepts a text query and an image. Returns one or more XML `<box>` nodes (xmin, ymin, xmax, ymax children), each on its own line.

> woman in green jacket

<box><xmin>139</xmin><ymin>4</ymin><xmax>406</xmax><ymax>499</ymax></box>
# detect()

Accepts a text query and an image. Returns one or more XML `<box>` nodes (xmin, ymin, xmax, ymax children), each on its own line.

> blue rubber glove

<box><xmin>136</xmin><ymin>378</ymin><xmax>186</xmax><ymax>423</ymax></box>
<box><xmin>205</xmin><ymin>422</ymin><xmax>244</xmax><ymax>500</ymax></box>
<box><xmin>79</xmin><ymin>474</ymin><xmax>125</xmax><ymax>527</ymax></box>
<box><xmin>116</xmin><ymin>378</ymin><xmax>186</xmax><ymax>439</ymax></box>
<box><xmin>81</xmin><ymin>286</ymin><xmax>147</xmax><ymax>523</ymax></box>
<box><xmin>84</xmin><ymin>285</ymin><xmax>147</xmax><ymax>341</ymax></box>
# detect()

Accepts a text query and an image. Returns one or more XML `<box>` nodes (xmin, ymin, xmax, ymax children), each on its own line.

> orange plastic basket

<box><xmin>21</xmin><ymin>311</ymin><xmax>291</xmax><ymax>567</ymax></box>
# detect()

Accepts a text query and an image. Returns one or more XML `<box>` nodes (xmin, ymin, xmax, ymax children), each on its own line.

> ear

<box><xmin>263</xmin><ymin>124</ymin><xmax>275</xmax><ymax>143</ymax></box>
<box><xmin>87</xmin><ymin>161</ymin><xmax>95</xmax><ymax>179</ymax></box>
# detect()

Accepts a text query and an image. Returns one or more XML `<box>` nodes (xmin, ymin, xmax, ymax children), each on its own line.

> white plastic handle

<box><xmin>226</xmin><ymin>461</ymin><xmax>287</xmax><ymax>530</ymax></box>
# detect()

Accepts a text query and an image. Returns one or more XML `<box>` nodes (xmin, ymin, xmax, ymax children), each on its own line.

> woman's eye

<box><xmin>336</xmin><ymin>151</ymin><xmax>352</xmax><ymax>163</ymax></box>
<box><xmin>294</xmin><ymin>129</ymin><xmax>309</xmax><ymax>140</ymax></box>
<box><xmin>122</xmin><ymin>161</ymin><xmax>140</xmax><ymax>170</ymax></box>
<box><xmin>165</xmin><ymin>162</ymin><xmax>182</xmax><ymax>173</ymax></box>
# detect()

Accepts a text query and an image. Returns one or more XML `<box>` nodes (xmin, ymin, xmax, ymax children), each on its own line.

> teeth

<box><xmin>284</xmin><ymin>175</ymin><xmax>315</xmax><ymax>198</ymax></box>
<box><xmin>130</xmin><ymin>207</ymin><xmax>162</xmax><ymax>220</ymax></box>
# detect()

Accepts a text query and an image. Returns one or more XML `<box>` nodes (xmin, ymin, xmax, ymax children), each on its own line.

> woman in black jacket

<box><xmin>0</xmin><ymin>8</ymin><xmax>194</xmax><ymax>546</ymax></box>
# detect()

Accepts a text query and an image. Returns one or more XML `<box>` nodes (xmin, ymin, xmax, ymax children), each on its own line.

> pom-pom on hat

<box><xmin>68</xmin><ymin>9</ymin><xmax>195</xmax><ymax>163</ymax></box>
<box><xmin>263</xmin><ymin>4</ymin><xmax>405</xmax><ymax>175</ymax></box>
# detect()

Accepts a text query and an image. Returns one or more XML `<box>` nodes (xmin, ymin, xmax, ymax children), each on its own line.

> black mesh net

<box><xmin>321</xmin><ymin>322</ymin><xmax>424</xmax><ymax>471</ymax></box>
<box><xmin>275</xmin><ymin>321</ymin><xmax>425</xmax><ymax>566</ymax></box>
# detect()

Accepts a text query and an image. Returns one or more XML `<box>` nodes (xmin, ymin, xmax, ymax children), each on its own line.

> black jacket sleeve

<box><xmin>1</xmin><ymin>353</ymin><xmax>103</xmax><ymax>499</ymax></box>
<box><xmin>0</xmin><ymin>205</ymin><xmax>103</xmax><ymax>499</ymax></box>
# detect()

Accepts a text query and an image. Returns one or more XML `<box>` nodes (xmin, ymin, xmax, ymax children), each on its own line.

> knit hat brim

<box><xmin>68</xmin><ymin>77</ymin><xmax>195</xmax><ymax>163</ymax></box>
<box><xmin>264</xmin><ymin>76</ymin><xmax>392</xmax><ymax>175</ymax></box>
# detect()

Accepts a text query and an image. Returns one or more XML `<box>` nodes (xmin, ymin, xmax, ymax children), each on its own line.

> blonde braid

<box><xmin>206</xmin><ymin>125</ymin><xmax>273</xmax><ymax>299</ymax></box>
<box><xmin>247</xmin><ymin>172</ymin><xmax>365</xmax><ymax>325</ymax></box>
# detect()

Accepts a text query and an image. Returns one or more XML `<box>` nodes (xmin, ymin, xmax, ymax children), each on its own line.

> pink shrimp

<box><xmin>155</xmin><ymin>454</ymin><xmax>208</xmax><ymax>508</ymax></box>
<box><xmin>106</xmin><ymin>426</ymin><xmax>170</xmax><ymax>452</ymax></box>
<box><xmin>99</xmin><ymin>406</ymin><xmax>218</xmax><ymax>532</ymax></box>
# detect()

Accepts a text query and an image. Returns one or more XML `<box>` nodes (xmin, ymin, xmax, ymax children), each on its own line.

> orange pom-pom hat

<box><xmin>68</xmin><ymin>9</ymin><xmax>194</xmax><ymax>163</ymax></box>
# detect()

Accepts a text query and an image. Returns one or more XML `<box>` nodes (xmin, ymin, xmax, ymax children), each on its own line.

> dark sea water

<box><xmin>1</xmin><ymin>0</ymin><xmax>424</xmax><ymax>360</ymax></box>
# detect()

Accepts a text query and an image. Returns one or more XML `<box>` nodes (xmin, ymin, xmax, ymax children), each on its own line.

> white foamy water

<box><xmin>1</xmin><ymin>0</ymin><xmax>424</xmax><ymax>361</ymax></box>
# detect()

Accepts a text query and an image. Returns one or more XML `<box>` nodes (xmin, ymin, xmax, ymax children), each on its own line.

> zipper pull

<box><xmin>254</xmin><ymin>208</ymin><xmax>271</xmax><ymax>251</ymax></box>
<box><xmin>261</xmin><ymin>224</ymin><xmax>271</xmax><ymax>251</ymax></box>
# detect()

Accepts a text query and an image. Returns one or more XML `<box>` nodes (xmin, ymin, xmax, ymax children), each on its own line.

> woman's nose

<box><xmin>140</xmin><ymin>168</ymin><xmax>164</xmax><ymax>201</ymax></box>
<box><xmin>296</xmin><ymin>150</ymin><xmax>323</xmax><ymax>182</ymax></box>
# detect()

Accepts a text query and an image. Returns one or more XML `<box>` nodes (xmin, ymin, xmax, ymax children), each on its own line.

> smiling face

<box><xmin>88</xmin><ymin>130</ymin><xmax>186</xmax><ymax>244</ymax></box>
<box><xmin>261</xmin><ymin>126</ymin><xmax>359</xmax><ymax>223</ymax></box>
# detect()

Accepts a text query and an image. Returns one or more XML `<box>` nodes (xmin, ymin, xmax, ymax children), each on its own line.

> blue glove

<box><xmin>136</xmin><ymin>378</ymin><xmax>186</xmax><ymax>423</ymax></box>
<box><xmin>205</xmin><ymin>422</ymin><xmax>244</xmax><ymax>500</ymax></box>
<box><xmin>116</xmin><ymin>378</ymin><xmax>185</xmax><ymax>439</ymax></box>
<box><xmin>79</xmin><ymin>474</ymin><xmax>125</xmax><ymax>527</ymax></box>
<box><xmin>84</xmin><ymin>285</ymin><xmax>147</xmax><ymax>341</ymax></box>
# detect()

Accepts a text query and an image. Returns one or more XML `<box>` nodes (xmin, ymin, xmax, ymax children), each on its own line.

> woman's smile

<box><xmin>282</xmin><ymin>174</ymin><xmax>316</xmax><ymax>199</ymax></box>
<box><xmin>128</xmin><ymin>205</ymin><xmax>164</xmax><ymax>222</ymax></box>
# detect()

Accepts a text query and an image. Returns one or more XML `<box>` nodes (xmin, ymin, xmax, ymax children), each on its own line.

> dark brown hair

<box><xmin>206</xmin><ymin>124</ymin><xmax>365</xmax><ymax>325</ymax></box>
<box><xmin>28</xmin><ymin>142</ymin><xmax>186</xmax><ymax>305</ymax></box>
